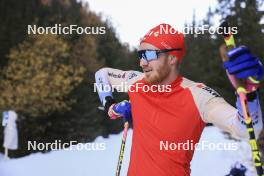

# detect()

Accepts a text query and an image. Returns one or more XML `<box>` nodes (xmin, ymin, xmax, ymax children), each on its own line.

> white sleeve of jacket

<box><xmin>182</xmin><ymin>78</ymin><xmax>263</xmax><ymax>140</ymax></box>
<box><xmin>95</xmin><ymin>67</ymin><xmax>143</xmax><ymax>105</ymax></box>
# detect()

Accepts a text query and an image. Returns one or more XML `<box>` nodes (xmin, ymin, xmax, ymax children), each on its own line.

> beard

<box><xmin>143</xmin><ymin>65</ymin><xmax>170</xmax><ymax>84</ymax></box>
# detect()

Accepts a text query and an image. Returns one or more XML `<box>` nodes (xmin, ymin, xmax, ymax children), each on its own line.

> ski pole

<box><xmin>116</xmin><ymin>121</ymin><xmax>129</xmax><ymax>176</ymax></box>
<box><xmin>219</xmin><ymin>21</ymin><xmax>264</xmax><ymax>176</ymax></box>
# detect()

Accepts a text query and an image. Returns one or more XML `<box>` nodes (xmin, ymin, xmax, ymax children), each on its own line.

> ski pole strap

<box><xmin>108</xmin><ymin>104</ymin><xmax>122</xmax><ymax>120</ymax></box>
<box><xmin>248</xmin><ymin>76</ymin><xmax>260</xmax><ymax>84</ymax></box>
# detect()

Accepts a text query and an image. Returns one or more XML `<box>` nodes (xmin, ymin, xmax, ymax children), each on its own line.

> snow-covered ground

<box><xmin>0</xmin><ymin>126</ymin><xmax>256</xmax><ymax>176</ymax></box>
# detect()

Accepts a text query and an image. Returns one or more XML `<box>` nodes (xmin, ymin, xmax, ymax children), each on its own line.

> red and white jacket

<box><xmin>95</xmin><ymin>67</ymin><xmax>263</xmax><ymax>176</ymax></box>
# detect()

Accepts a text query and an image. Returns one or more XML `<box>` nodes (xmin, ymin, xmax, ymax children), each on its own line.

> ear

<box><xmin>168</xmin><ymin>55</ymin><xmax>178</xmax><ymax>65</ymax></box>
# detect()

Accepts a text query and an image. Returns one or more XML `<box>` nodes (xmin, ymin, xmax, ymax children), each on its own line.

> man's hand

<box><xmin>223</xmin><ymin>46</ymin><xmax>263</xmax><ymax>92</ymax></box>
<box><xmin>223</xmin><ymin>46</ymin><xmax>263</xmax><ymax>125</ymax></box>
<box><xmin>108</xmin><ymin>100</ymin><xmax>132</xmax><ymax>123</ymax></box>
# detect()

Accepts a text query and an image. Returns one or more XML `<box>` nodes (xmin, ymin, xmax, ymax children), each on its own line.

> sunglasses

<box><xmin>137</xmin><ymin>48</ymin><xmax>182</xmax><ymax>62</ymax></box>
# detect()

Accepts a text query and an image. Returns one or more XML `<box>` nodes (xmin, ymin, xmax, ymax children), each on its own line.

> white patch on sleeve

<box><xmin>180</xmin><ymin>77</ymin><xmax>262</xmax><ymax>140</ymax></box>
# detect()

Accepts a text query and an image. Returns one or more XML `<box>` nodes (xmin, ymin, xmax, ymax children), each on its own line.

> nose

<box><xmin>140</xmin><ymin>59</ymin><xmax>148</xmax><ymax>67</ymax></box>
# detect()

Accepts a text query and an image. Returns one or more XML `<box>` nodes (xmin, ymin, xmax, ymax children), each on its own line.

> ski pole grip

<box><xmin>219</xmin><ymin>21</ymin><xmax>246</xmax><ymax>89</ymax></box>
<box><xmin>220</xmin><ymin>21</ymin><xmax>236</xmax><ymax>49</ymax></box>
<box><xmin>220</xmin><ymin>21</ymin><xmax>259</xmax><ymax>87</ymax></box>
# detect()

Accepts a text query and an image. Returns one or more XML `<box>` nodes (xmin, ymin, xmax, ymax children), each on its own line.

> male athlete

<box><xmin>95</xmin><ymin>24</ymin><xmax>263</xmax><ymax>176</ymax></box>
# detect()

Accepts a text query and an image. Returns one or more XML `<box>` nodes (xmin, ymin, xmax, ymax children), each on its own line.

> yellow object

<box><xmin>224</xmin><ymin>35</ymin><xmax>235</xmax><ymax>47</ymax></box>
<box><xmin>236</xmin><ymin>87</ymin><xmax>247</xmax><ymax>94</ymax></box>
